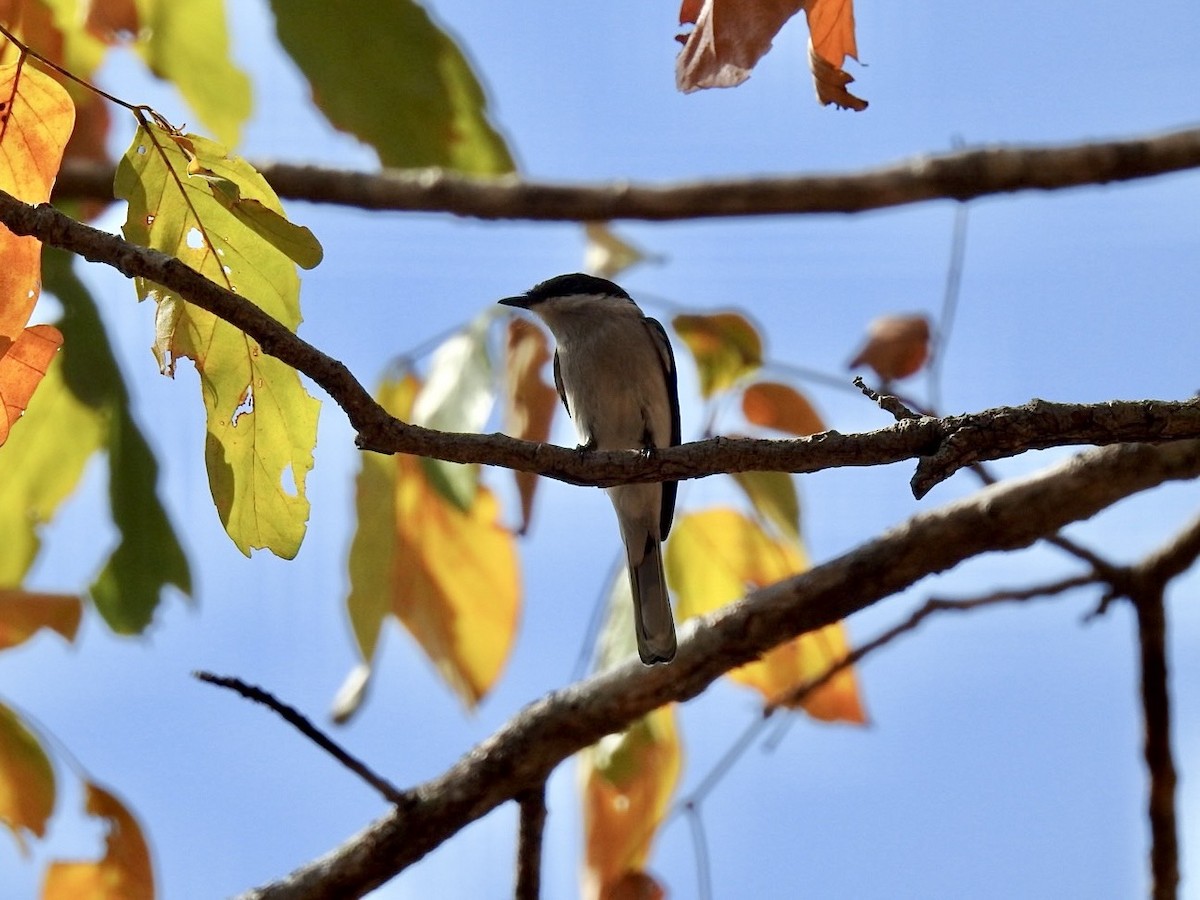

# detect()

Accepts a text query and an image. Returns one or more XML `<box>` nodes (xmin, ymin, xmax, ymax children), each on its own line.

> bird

<box><xmin>499</xmin><ymin>273</ymin><xmax>681</xmax><ymax>665</ymax></box>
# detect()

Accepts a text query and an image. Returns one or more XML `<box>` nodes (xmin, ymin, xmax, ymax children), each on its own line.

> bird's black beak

<box><xmin>497</xmin><ymin>294</ymin><xmax>531</xmax><ymax>309</ymax></box>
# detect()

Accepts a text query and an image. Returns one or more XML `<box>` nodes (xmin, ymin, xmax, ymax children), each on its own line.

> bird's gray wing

<box><xmin>645</xmin><ymin>316</ymin><xmax>680</xmax><ymax>540</ymax></box>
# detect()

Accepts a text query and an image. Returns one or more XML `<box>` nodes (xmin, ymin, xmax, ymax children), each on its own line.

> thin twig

<box><xmin>928</xmin><ymin>203</ymin><xmax>969</xmax><ymax>412</ymax></box>
<box><xmin>194</xmin><ymin>672</ymin><xmax>407</xmax><ymax>806</ymax></box>
<box><xmin>514</xmin><ymin>786</ymin><xmax>547</xmax><ymax>900</ymax></box>
<box><xmin>682</xmin><ymin>803</ymin><xmax>714</xmax><ymax>900</ymax></box>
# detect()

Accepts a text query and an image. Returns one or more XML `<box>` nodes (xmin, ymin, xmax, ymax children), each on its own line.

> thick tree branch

<box><xmin>4</xmin><ymin>189</ymin><xmax>1200</xmax><ymax>495</ymax></box>
<box><xmin>51</xmin><ymin>125</ymin><xmax>1200</xmax><ymax>220</ymax></box>
<box><xmin>233</xmin><ymin>440</ymin><xmax>1200</xmax><ymax>899</ymax></box>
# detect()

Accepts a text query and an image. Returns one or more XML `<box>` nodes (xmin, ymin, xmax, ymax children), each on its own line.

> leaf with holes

<box><xmin>666</xmin><ymin>509</ymin><xmax>866</xmax><ymax>723</ymax></box>
<box><xmin>42</xmin><ymin>782</ymin><xmax>154</xmax><ymax>900</ymax></box>
<box><xmin>115</xmin><ymin>122</ymin><xmax>320</xmax><ymax>558</ymax></box>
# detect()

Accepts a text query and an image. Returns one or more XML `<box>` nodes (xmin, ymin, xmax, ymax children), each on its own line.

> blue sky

<box><xmin>3</xmin><ymin>0</ymin><xmax>1200</xmax><ymax>897</ymax></box>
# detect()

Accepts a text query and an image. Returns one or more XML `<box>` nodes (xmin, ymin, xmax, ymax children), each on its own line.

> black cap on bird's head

<box><xmin>498</xmin><ymin>273</ymin><xmax>633</xmax><ymax>310</ymax></box>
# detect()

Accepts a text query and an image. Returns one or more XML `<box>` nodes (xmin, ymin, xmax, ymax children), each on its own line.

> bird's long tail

<box><xmin>630</xmin><ymin>533</ymin><xmax>676</xmax><ymax>665</ymax></box>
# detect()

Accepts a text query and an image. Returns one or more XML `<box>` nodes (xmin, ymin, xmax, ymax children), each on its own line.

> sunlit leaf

<box><xmin>270</xmin><ymin>0</ymin><xmax>514</xmax><ymax>173</ymax></box>
<box><xmin>0</xmin><ymin>702</ymin><xmax>54</xmax><ymax>853</ymax></box>
<box><xmin>0</xmin><ymin>589</ymin><xmax>81</xmax><ymax>651</ymax></box>
<box><xmin>672</xmin><ymin>312</ymin><xmax>762</xmax><ymax>398</ymax></box>
<box><xmin>47</xmin><ymin>249</ymin><xmax>192</xmax><ymax>633</ymax></box>
<box><xmin>133</xmin><ymin>0</ymin><xmax>251</xmax><ymax>147</ymax></box>
<box><xmin>731</xmin><ymin>470</ymin><xmax>801</xmax><ymax>541</ymax></box>
<box><xmin>345</xmin><ymin>373</ymin><xmax>519</xmax><ymax>710</ymax></box>
<box><xmin>502</xmin><ymin>317</ymin><xmax>558</xmax><ymax>534</ymax></box>
<box><xmin>665</xmin><ymin>509</ymin><xmax>866</xmax><ymax>722</ymax></box>
<box><xmin>115</xmin><ymin>122</ymin><xmax>320</xmax><ymax>558</ymax></box>
<box><xmin>848</xmin><ymin>313</ymin><xmax>932</xmax><ymax>382</ymax></box>
<box><xmin>0</xmin><ymin>59</ymin><xmax>73</xmax><ymax>402</ymax></box>
<box><xmin>583</xmin><ymin>223</ymin><xmax>656</xmax><ymax>281</ymax></box>
<box><xmin>42</xmin><ymin>782</ymin><xmax>154</xmax><ymax>900</ymax></box>
<box><xmin>742</xmin><ymin>381</ymin><xmax>825</xmax><ymax>436</ymax></box>
<box><xmin>0</xmin><ymin>324</ymin><xmax>63</xmax><ymax>444</ymax></box>
<box><xmin>580</xmin><ymin>573</ymin><xmax>680</xmax><ymax>900</ymax></box>
<box><xmin>412</xmin><ymin>315</ymin><xmax>495</xmax><ymax>511</ymax></box>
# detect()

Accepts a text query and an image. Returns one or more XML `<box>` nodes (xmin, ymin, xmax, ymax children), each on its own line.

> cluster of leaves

<box><xmin>0</xmin><ymin>0</ymin><xmax>880</xmax><ymax>896</ymax></box>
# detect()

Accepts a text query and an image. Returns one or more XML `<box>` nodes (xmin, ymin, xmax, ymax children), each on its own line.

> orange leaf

<box><xmin>0</xmin><ymin>61</ymin><xmax>75</xmax><ymax>343</ymax></box>
<box><xmin>0</xmin><ymin>323</ymin><xmax>63</xmax><ymax>444</ymax></box>
<box><xmin>503</xmin><ymin>318</ymin><xmax>558</xmax><ymax>534</ymax></box>
<box><xmin>672</xmin><ymin>312</ymin><xmax>762</xmax><ymax>398</ymax></box>
<box><xmin>42</xmin><ymin>782</ymin><xmax>154</xmax><ymax>900</ymax></box>
<box><xmin>0</xmin><ymin>702</ymin><xmax>54</xmax><ymax>852</ymax></box>
<box><xmin>0</xmin><ymin>588</ymin><xmax>81</xmax><ymax>651</ymax></box>
<box><xmin>848</xmin><ymin>313</ymin><xmax>932</xmax><ymax>382</ymax></box>
<box><xmin>581</xmin><ymin>704</ymin><xmax>680</xmax><ymax>900</ymax></box>
<box><xmin>805</xmin><ymin>0</ymin><xmax>867</xmax><ymax>110</ymax></box>
<box><xmin>665</xmin><ymin>509</ymin><xmax>866</xmax><ymax>723</ymax></box>
<box><xmin>742</xmin><ymin>381</ymin><xmax>825</xmax><ymax>436</ymax></box>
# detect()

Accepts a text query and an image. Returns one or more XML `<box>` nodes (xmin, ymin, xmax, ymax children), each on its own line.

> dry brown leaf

<box><xmin>503</xmin><ymin>318</ymin><xmax>558</xmax><ymax>534</ymax></box>
<box><xmin>848</xmin><ymin>314</ymin><xmax>932</xmax><ymax>382</ymax></box>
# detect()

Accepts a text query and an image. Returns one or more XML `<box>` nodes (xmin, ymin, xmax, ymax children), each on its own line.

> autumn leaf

<box><xmin>412</xmin><ymin>314</ymin><xmax>495</xmax><ymax>511</ymax></box>
<box><xmin>270</xmin><ymin>0</ymin><xmax>514</xmax><ymax>173</ymax></box>
<box><xmin>580</xmin><ymin>574</ymin><xmax>680</xmax><ymax>900</ymax></box>
<box><xmin>503</xmin><ymin>317</ymin><xmax>558</xmax><ymax>534</ymax></box>
<box><xmin>665</xmin><ymin>509</ymin><xmax>866</xmax><ymax>722</ymax></box>
<box><xmin>0</xmin><ymin>702</ymin><xmax>54</xmax><ymax>853</ymax></box>
<box><xmin>731</xmin><ymin>469</ymin><xmax>801</xmax><ymax>541</ymax></box>
<box><xmin>115</xmin><ymin>122</ymin><xmax>321</xmax><ymax>559</ymax></box>
<box><xmin>742</xmin><ymin>380</ymin><xmax>826</xmax><ymax>436</ymax></box>
<box><xmin>344</xmin><ymin>373</ymin><xmax>520</xmax><ymax>711</ymax></box>
<box><xmin>0</xmin><ymin>324</ymin><xmax>63</xmax><ymax>444</ymax></box>
<box><xmin>42</xmin><ymin>782</ymin><xmax>154</xmax><ymax>900</ymax></box>
<box><xmin>672</xmin><ymin>312</ymin><xmax>762</xmax><ymax>398</ymax></box>
<box><xmin>848</xmin><ymin>313</ymin><xmax>932</xmax><ymax>382</ymax></box>
<box><xmin>583</xmin><ymin>223</ymin><xmax>657</xmax><ymax>280</ymax></box>
<box><xmin>0</xmin><ymin>589</ymin><xmax>81</xmax><ymax>651</ymax></box>
<box><xmin>676</xmin><ymin>0</ymin><xmax>866</xmax><ymax>110</ymax></box>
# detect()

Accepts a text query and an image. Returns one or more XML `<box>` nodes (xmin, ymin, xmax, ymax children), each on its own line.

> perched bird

<box><xmin>499</xmin><ymin>274</ymin><xmax>681</xmax><ymax>664</ymax></box>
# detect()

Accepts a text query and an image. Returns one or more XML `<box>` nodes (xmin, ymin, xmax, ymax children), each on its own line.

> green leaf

<box><xmin>47</xmin><ymin>249</ymin><xmax>193</xmax><ymax>632</ymax></box>
<box><xmin>115</xmin><ymin>124</ymin><xmax>321</xmax><ymax>558</ymax></box>
<box><xmin>731</xmin><ymin>470</ymin><xmax>801</xmax><ymax>541</ymax></box>
<box><xmin>412</xmin><ymin>315</ymin><xmax>495</xmax><ymax>511</ymax></box>
<box><xmin>270</xmin><ymin>0</ymin><xmax>515</xmax><ymax>174</ymax></box>
<box><xmin>134</xmin><ymin>0</ymin><xmax>252</xmax><ymax>147</ymax></box>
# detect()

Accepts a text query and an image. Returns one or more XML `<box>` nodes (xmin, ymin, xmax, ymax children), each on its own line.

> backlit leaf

<box><xmin>583</xmin><ymin>223</ymin><xmax>655</xmax><ymax>281</ymax></box>
<box><xmin>580</xmin><ymin>573</ymin><xmax>680</xmax><ymax>900</ymax></box>
<box><xmin>742</xmin><ymin>381</ymin><xmax>825</xmax><ymax>436</ymax></box>
<box><xmin>42</xmin><ymin>782</ymin><xmax>154</xmax><ymax>900</ymax></box>
<box><xmin>345</xmin><ymin>373</ymin><xmax>519</xmax><ymax>710</ymax></box>
<box><xmin>270</xmin><ymin>0</ymin><xmax>514</xmax><ymax>173</ymax></box>
<box><xmin>0</xmin><ymin>589</ymin><xmax>81</xmax><ymax>651</ymax></box>
<box><xmin>0</xmin><ymin>702</ymin><xmax>54</xmax><ymax>852</ymax></box>
<box><xmin>412</xmin><ymin>315</ymin><xmax>495</xmax><ymax>511</ymax></box>
<box><xmin>502</xmin><ymin>317</ymin><xmax>558</xmax><ymax>534</ymax></box>
<box><xmin>0</xmin><ymin>324</ymin><xmax>62</xmax><ymax>444</ymax></box>
<box><xmin>115</xmin><ymin>122</ymin><xmax>320</xmax><ymax>558</ymax></box>
<box><xmin>672</xmin><ymin>312</ymin><xmax>762</xmax><ymax>398</ymax></box>
<box><xmin>731</xmin><ymin>470</ymin><xmax>800</xmax><ymax>541</ymax></box>
<box><xmin>665</xmin><ymin>509</ymin><xmax>866</xmax><ymax>722</ymax></box>
<box><xmin>848</xmin><ymin>313</ymin><xmax>932</xmax><ymax>383</ymax></box>
<box><xmin>133</xmin><ymin>0</ymin><xmax>251</xmax><ymax>147</ymax></box>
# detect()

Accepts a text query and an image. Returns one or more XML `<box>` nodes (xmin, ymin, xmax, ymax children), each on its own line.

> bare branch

<box><xmin>231</xmin><ymin>440</ymin><xmax>1200</xmax><ymax>899</ymax></box>
<box><xmin>514</xmin><ymin>787</ymin><xmax>547</xmax><ymax>900</ymax></box>
<box><xmin>51</xmin><ymin>126</ymin><xmax>1200</xmax><ymax>220</ymax></box>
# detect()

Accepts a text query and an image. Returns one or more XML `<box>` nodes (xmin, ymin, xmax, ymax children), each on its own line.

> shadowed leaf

<box><xmin>0</xmin><ymin>702</ymin><xmax>54</xmax><ymax>852</ymax></box>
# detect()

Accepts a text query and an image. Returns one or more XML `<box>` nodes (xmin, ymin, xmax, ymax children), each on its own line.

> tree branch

<box><xmin>514</xmin><ymin>787</ymin><xmax>547</xmax><ymax>900</ymax></box>
<box><xmin>232</xmin><ymin>440</ymin><xmax>1200</xmax><ymax>899</ymax></box>
<box><xmin>51</xmin><ymin>125</ymin><xmax>1200</xmax><ymax>220</ymax></box>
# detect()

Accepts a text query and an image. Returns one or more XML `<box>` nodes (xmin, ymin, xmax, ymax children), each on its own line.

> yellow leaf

<box><xmin>730</xmin><ymin>470</ymin><xmax>801</xmax><ymax>541</ymax></box>
<box><xmin>741</xmin><ymin>381</ymin><xmax>825</xmax><ymax>436</ymax></box>
<box><xmin>115</xmin><ymin>123</ymin><xmax>321</xmax><ymax>558</ymax></box>
<box><xmin>665</xmin><ymin>509</ymin><xmax>866</xmax><ymax>723</ymax></box>
<box><xmin>42</xmin><ymin>782</ymin><xmax>154</xmax><ymax>900</ymax></box>
<box><xmin>848</xmin><ymin>313</ymin><xmax>932</xmax><ymax>383</ymax></box>
<box><xmin>580</xmin><ymin>704</ymin><xmax>680</xmax><ymax>900</ymax></box>
<box><xmin>672</xmin><ymin>312</ymin><xmax>762</xmax><ymax>398</ymax></box>
<box><xmin>345</xmin><ymin>374</ymin><xmax>520</xmax><ymax>710</ymax></box>
<box><xmin>583</xmin><ymin>223</ymin><xmax>655</xmax><ymax>280</ymax></box>
<box><xmin>0</xmin><ymin>323</ymin><xmax>63</xmax><ymax>444</ymax></box>
<box><xmin>0</xmin><ymin>589</ymin><xmax>81</xmax><ymax>651</ymax></box>
<box><xmin>0</xmin><ymin>702</ymin><xmax>54</xmax><ymax>852</ymax></box>
<box><xmin>502</xmin><ymin>318</ymin><xmax>558</xmax><ymax>534</ymax></box>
